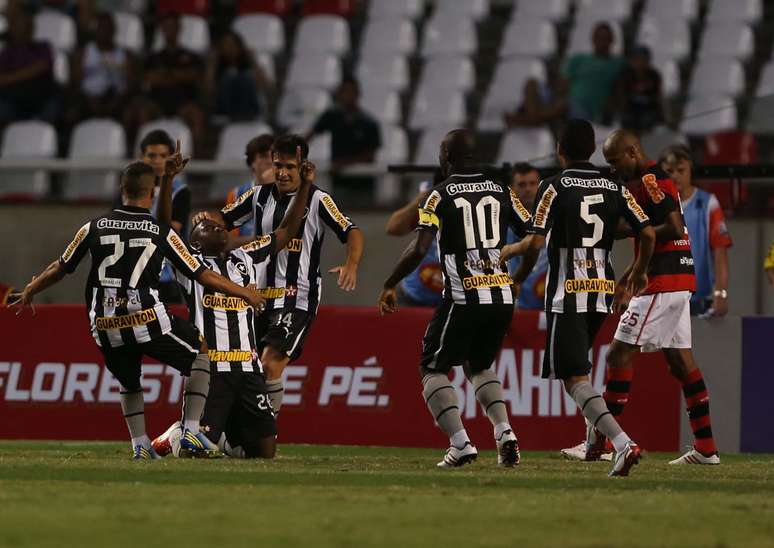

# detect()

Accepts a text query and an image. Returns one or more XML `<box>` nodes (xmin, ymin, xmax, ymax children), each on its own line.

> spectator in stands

<box><xmin>504</xmin><ymin>163</ymin><xmax>548</xmax><ymax>310</ymax></box>
<box><xmin>562</xmin><ymin>22</ymin><xmax>624</xmax><ymax>123</ymax></box>
<box><xmin>206</xmin><ymin>31</ymin><xmax>272</xmax><ymax>123</ymax></box>
<box><xmin>0</xmin><ymin>9</ymin><xmax>61</xmax><ymax>128</ymax></box>
<box><xmin>660</xmin><ymin>145</ymin><xmax>732</xmax><ymax>317</ymax></box>
<box><xmin>617</xmin><ymin>46</ymin><xmax>663</xmax><ymax>133</ymax></box>
<box><xmin>504</xmin><ymin>74</ymin><xmax>567</xmax><ymax>134</ymax></box>
<box><xmin>225</xmin><ymin>134</ymin><xmax>275</xmax><ymax>240</ymax></box>
<box><xmin>70</xmin><ymin>13</ymin><xmax>137</xmax><ymax>121</ymax></box>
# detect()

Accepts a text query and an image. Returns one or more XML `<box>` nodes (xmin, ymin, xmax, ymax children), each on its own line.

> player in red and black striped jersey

<box><xmin>565</xmin><ymin>129</ymin><xmax>718</xmax><ymax>465</ymax></box>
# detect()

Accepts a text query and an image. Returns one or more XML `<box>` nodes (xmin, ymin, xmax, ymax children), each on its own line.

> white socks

<box><xmin>182</xmin><ymin>353</ymin><xmax>210</xmax><ymax>432</ymax></box>
<box><xmin>450</xmin><ymin>429</ymin><xmax>471</xmax><ymax>449</ymax></box>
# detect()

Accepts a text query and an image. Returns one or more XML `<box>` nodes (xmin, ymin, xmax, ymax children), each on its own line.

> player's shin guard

<box><xmin>422</xmin><ymin>373</ymin><xmax>468</xmax><ymax>447</ymax></box>
<box><xmin>470</xmin><ymin>369</ymin><xmax>511</xmax><ymax>435</ymax></box>
<box><xmin>182</xmin><ymin>353</ymin><xmax>210</xmax><ymax>432</ymax></box>
<box><xmin>681</xmin><ymin>369</ymin><xmax>718</xmax><ymax>455</ymax></box>
<box><xmin>603</xmin><ymin>367</ymin><xmax>633</xmax><ymax>416</ymax></box>
<box><xmin>265</xmin><ymin>378</ymin><xmax>284</xmax><ymax>415</ymax></box>
<box><xmin>569</xmin><ymin>381</ymin><xmax>631</xmax><ymax>452</ymax></box>
<box><xmin>120</xmin><ymin>387</ymin><xmax>148</xmax><ymax>448</ymax></box>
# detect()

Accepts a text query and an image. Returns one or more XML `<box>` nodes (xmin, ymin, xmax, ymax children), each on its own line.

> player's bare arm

<box><xmin>385</xmin><ymin>190</ymin><xmax>429</xmax><ymax>236</ymax></box>
<box><xmin>191</xmin><ymin>210</ymin><xmax>226</xmax><ymax>228</ymax></box>
<box><xmin>511</xmin><ymin>234</ymin><xmax>542</xmax><ymax>298</ymax></box>
<box><xmin>378</xmin><ymin>229</ymin><xmax>434</xmax><ymax>315</ymax></box>
<box><xmin>330</xmin><ymin>228</ymin><xmax>364</xmax><ymax>292</ymax></box>
<box><xmin>626</xmin><ymin>225</ymin><xmax>655</xmax><ymax>297</ymax></box>
<box><xmin>157</xmin><ymin>139</ymin><xmax>189</xmax><ymax>227</ymax></box>
<box><xmin>500</xmin><ymin>238</ymin><xmax>532</xmax><ymax>264</ymax></box>
<box><xmin>653</xmin><ymin>210</ymin><xmax>685</xmax><ymax>242</ymax></box>
<box><xmin>712</xmin><ymin>246</ymin><xmax>729</xmax><ymax>316</ymax></box>
<box><xmin>196</xmin><ymin>269</ymin><xmax>266</xmax><ymax>311</ymax></box>
<box><xmin>10</xmin><ymin>259</ymin><xmax>67</xmax><ymax>313</ymax></box>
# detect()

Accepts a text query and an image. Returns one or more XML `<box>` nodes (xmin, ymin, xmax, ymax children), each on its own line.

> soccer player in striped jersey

<box><xmin>379</xmin><ymin>129</ymin><xmax>531</xmax><ymax>469</ymax></box>
<box><xmin>153</xmin><ymin>146</ymin><xmax>314</xmax><ymax>459</ymax></box>
<box><xmin>506</xmin><ymin>120</ymin><xmax>657</xmax><ymax>477</ymax></box>
<box><xmin>193</xmin><ymin>135</ymin><xmax>364</xmax><ymax>415</ymax></box>
<box><xmin>11</xmin><ymin>161</ymin><xmax>265</xmax><ymax>459</ymax></box>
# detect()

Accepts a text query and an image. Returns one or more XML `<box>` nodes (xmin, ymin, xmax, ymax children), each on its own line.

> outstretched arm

<box><xmin>378</xmin><ymin>228</ymin><xmax>434</xmax><ymax>315</ymax></box>
<box><xmin>386</xmin><ymin>191</ymin><xmax>429</xmax><ymax>236</ymax></box>
<box><xmin>10</xmin><ymin>260</ymin><xmax>66</xmax><ymax>312</ymax></box>
<box><xmin>513</xmin><ymin>235</ymin><xmax>543</xmax><ymax>284</ymax></box>
<box><xmin>196</xmin><ymin>269</ymin><xmax>266</xmax><ymax>310</ymax></box>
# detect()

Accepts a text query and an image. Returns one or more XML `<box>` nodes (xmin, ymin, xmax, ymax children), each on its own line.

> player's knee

<box><xmin>242</xmin><ymin>438</ymin><xmax>276</xmax><ymax>459</ymax></box>
<box><xmin>261</xmin><ymin>347</ymin><xmax>288</xmax><ymax>380</ymax></box>
<box><xmin>664</xmin><ymin>349</ymin><xmax>693</xmax><ymax>380</ymax></box>
<box><xmin>199</xmin><ymin>338</ymin><xmax>208</xmax><ymax>353</ymax></box>
<box><xmin>606</xmin><ymin>341</ymin><xmax>631</xmax><ymax>368</ymax></box>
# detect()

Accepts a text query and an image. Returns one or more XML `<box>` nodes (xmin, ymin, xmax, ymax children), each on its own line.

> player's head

<box><xmin>659</xmin><ymin>144</ymin><xmax>693</xmax><ymax>192</ymax></box>
<box><xmin>557</xmin><ymin>119</ymin><xmax>595</xmax><ymax>168</ymax></box>
<box><xmin>510</xmin><ymin>162</ymin><xmax>540</xmax><ymax>209</ymax></box>
<box><xmin>592</xmin><ymin>22</ymin><xmax>614</xmax><ymax>56</ymax></box>
<box><xmin>159</xmin><ymin>12</ymin><xmax>181</xmax><ymax>47</ymax></box>
<box><xmin>245</xmin><ymin>134</ymin><xmax>275</xmax><ymax>182</ymax></box>
<box><xmin>190</xmin><ymin>219</ymin><xmax>228</xmax><ymax>256</ymax></box>
<box><xmin>336</xmin><ymin>76</ymin><xmax>360</xmax><ymax>110</ymax></box>
<box><xmin>603</xmin><ymin>129</ymin><xmax>646</xmax><ymax>180</ymax></box>
<box><xmin>121</xmin><ymin>161</ymin><xmax>156</xmax><ymax>205</ymax></box>
<box><xmin>140</xmin><ymin>130</ymin><xmax>175</xmax><ymax>178</ymax></box>
<box><xmin>272</xmin><ymin>134</ymin><xmax>309</xmax><ymax>194</ymax></box>
<box><xmin>440</xmin><ymin>129</ymin><xmax>477</xmax><ymax>176</ymax></box>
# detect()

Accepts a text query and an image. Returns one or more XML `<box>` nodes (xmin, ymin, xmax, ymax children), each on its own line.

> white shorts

<box><xmin>614</xmin><ymin>291</ymin><xmax>692</xmax><ymax>352</ymax></box>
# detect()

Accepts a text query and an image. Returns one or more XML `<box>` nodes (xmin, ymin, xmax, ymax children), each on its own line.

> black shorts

<box><xmin>420</xmin><ymin>301</ymin><xmax>514</xmax><ymax>375</ymax></box>
<box><xmin>254</xmin><ymin>308</ymin><xmax>315</xmax><ymax>362</ymax></box>
<box><xmin>542</xmin><ymin>311</ymin><xmax>607</xmax><ymax>380</ymax></box>
<box><xmin>99</xmin><ymin>315</ymin><xmax>201</xmax><ymax>391</ymax></box>
<box><xmin>202</xmin><ymin>371</ymin><xmax>277</xmax><ymax>445</ymax></box>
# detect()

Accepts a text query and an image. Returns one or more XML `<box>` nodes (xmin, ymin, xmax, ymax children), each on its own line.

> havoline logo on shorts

<box><xmin>95</xmin><ymin>308</ymin><xmax>158</xmax><ymax>330</ymax></box>
<box><xmin>208</xmin><ymin>349</ymin><xmax>255</xmax><ymax>362</ymax></box>
<box><xmin>462</xmin><ymin>273</ymin><xmax>512</xmax><ymax>290</ymax></box>
<box><xmin>564</xmin><ymin>278</ymin><xmax>615</xmax><ymax>294</ymax></box>
<box><xmin>202</xmin><ymin>294</ymin><xmax>249</xmax><ymax>311</ymax></box>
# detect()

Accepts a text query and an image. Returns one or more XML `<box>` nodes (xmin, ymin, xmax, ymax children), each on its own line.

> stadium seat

<box><xmin>256</xmin><ymin>52</ymin><xmax>276</xmax><ymax>82</ymax></box>
<box><xmin>706</xmin><ymin>0</ymin><xmax>762</xmax><ymax>23</ymax></box>
<box><xmin>496</xmin><ymin>128</ymin><xmax>555</xmax><ymax>167</ymax></box>
<box><xmin>416</xmin><ymin>56</ymin><xmax>475</xmax><ymax>93</ymax></box>
<box><xmin>688</xmin><ymin>59</ymin><xmax>745</xmax><ymax>98</ymax></box>
<box><xmin>433</xmin><ymin>0</ymin><xmax>489</xmax><ymax>22</ymax></box>
<box><xmin>233</xmin><ymin>14</ymin><xmax>285</xmax><ymax>55</ymax></box>
<box><xmin>651</xmin><ymin>56</ymin><xmax>680</xmax><ymax>98</ymax></box>
<box><xmin>421</xmin><ymin>15</ymin><xmax>476</xmax><ymax>58</ymax></box>
<box><xmin>409</xmin><ymin>88</ymin><xmax>465</xmax><ymax>130</ymax></box>
<box><xmin>637</xmin><ymin>17</ymin><xmax>690</xmax><ymax>61</ymax></box>
<box><xmin>640</xmin><ymin>126</ymin><xmax>688</xmax><ymax>158</ymax></box>
<box><xmin>63</xmin><ymin>119</ymin><xmax>127</xmax><ymax>201</ymax></box>
<box><xmin>293</xmin><ymin>15</ymin><xmax>350</xmax><ymax>56</ymax></box>
<box><xmin>308</xmin><ymin>132</ymin><xmax>331</xmax><ymax>166</ymax></box>
<box><xmin>680</xmin><ymin>95</ymin><xmax>738</xmax><ymax>135</ymax></box>
<box><xmin>285</xmin><ymin>54</ymin><xmax>342</xmax><ymax>91</ymax></box>
<box><xmin>642</xmin><ymin>0</ymin><xmax>698</xmax><ymax>22</ymax></box>
<box><xmin>0</xmin><ymin>121</ymin><xmax>57</xmax><ymax>200</ymax></box>
<box><xmin>567</xmin><ymin>17</ymin><xmax>623</xmax><ymax>56</ymax></box>
<box><xmin>589</xmin><ymin>124</ymin><xmax>619</xmax><ymax>166</ymax></box>
<box><xmin>238</xmin><ymin>0</ymin><xmax>292</xmax><ymax>15</ymax></box>
<box><xmin>356</xmin><ymin>54</ymin><xmax>410</xmax><ymax>91</ymax></box>
<box><xmin>0</xmin><ymin>14</ymin><xmax>7</xmax><ymax>35</ymax></box>
<box><xmin>746</xmin><ymin>63</ymin><xmax>774</xmax><ymax>134</ymax></box>
<box><xmin>135</xmin><ymin>118</ymin><xmax>193</xmax><ymax>157</ymax></box>
<box><xmin>53</xmin><ymin>50</ymin><xmax>68</xmax><ymax>85</ymax></box>
<box><xmin>377</xmin><ymin>126</ymin><xmax>409</xmax><ymax>164</ymax></box>
<box><xmin>360</xmin><ymin>87</ymin><xmax>401</xmax><ymax>126</ymax></box>
<box><xmin>368</xmin><ymin>0</ymin><xmax>423</xmax><ymax>20</ymax></box>
<box><xmin>152</xmin><ymin>15</ymin><xmax>210</xmax><ymax>55</ymax></box>
<box><xmin>34</xmin><ymin>10</ymin><xmax>76</xmax><ymax>53</ymax></box>
<box><xmin>210</xmin><ymin>121</ymin><xmax>273</xmax><ymax>199</ymax></box>
<box><xmin>124</xmin><ymin>0</ymin><xmax>148</xmax><ymax>13</ymax></box>
<box><xmin>511</xmin><ymin>0</ymin><xmax>569</xmax><ymax>21</ymax></box>
<box><xmin>302</xmin><ymin>0</ymin><xmax>357</xmax><ymax>17</ymax></box>
<box><xmin>359</xmin><ymin>18</ymin><xmax>417</xmax><ymax>58</ymax></box>
<box><xmin>277</xmin><ymin>88</ymin><xmax>331</xmax><ymax>132</ymax></box>
<box><xmin>157</xmin><ymin>0</ymin><xmax>210</xmax><ymax>16</ymax></box>
<box><xmin>499</xmin><ymin>19</ymin><xmax>557</xmax><ymax>59</ymax></box>
<box><xmin>702</xmin><ymin>130</ymin><xmax>757</xmax><ymax>208</ymax></box>
<box><xmin>576</xmin><ymin>0</ymin><xmax>632</xmax><ymax>22</ymax></box>
<box><xmin>697</xmin><ymin>23</ymin><xmax>754</xmax><ymax>61</ymax></box>
<box><xmin>414</xmin><ymin>128</ymin><xmax>451</xmax><ymax>164</ymax></box>
<box><xmin>477</xmin><ymin>58</ymin><xmax>547</xmax><ymax>131</ymax></box>
<box><xmin>114</xmin><ymin>12</ymin><xmax>144</xmax><ymax>54</ymax></box>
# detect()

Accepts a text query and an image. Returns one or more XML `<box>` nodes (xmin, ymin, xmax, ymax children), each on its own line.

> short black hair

<box><xmin>121</xmin><ymin>161</ymin><xmax>155</xmax><ymax>199</ymax></box>
<box><xmin>272</xmin><ymin>134</ymin><xmax>309</xmax><ymax>160</ymax></box>
<box><xmin>512</xmin><ymin>162</ymin><xmax>538</xmax><ymax>176</ymax></box>
<box><xmin>140</xmin><ymin>130</ymin><xmax>174</xmax><ymax>155</ymax></box>
<box><xmin>245</xmin><ymin>134</ymin><xmax>275</xmax><ymax>167</ymax></box>
<box><xmin>558</xmin><ymin>119</ymin><xmax>596</xmax><ymax>162</ymax></box>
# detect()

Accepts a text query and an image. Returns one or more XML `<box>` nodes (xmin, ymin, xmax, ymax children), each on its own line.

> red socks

<box><xmin>681</xmin><ymin>369</ymin><xmax>718</xmax><ymax>456</ymax></box>
<box><xmin>603</xmin><ymin>367</ymin><xmax>634</xmax><ymax>417</ymax></box>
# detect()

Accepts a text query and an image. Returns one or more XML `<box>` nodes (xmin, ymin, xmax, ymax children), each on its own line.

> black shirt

<box><xmin>312</xmin><ymin>106</ymin><xmax>382</xmax><ymax>161</ymax></box>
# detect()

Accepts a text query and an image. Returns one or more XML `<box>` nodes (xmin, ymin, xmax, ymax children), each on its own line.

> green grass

<box><xmin>0</xmin><ymin>442</ymin><xmax>772</xmax><ymax>548</ymax></box>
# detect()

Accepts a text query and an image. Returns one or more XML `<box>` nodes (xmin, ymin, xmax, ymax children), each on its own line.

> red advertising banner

<box><xmin>0</xmin><ymin>306</ymin><xmax>681</xmax><ymax>451</ymax></box>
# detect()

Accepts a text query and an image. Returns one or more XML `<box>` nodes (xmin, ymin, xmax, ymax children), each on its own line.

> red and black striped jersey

<box><xmin>630</xmin><ymin>162</ymin><xmax>696</xmax><ymax>295</ymax></box>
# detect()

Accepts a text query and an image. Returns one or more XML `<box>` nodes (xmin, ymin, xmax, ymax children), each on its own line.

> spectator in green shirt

<box><xmin>562</xmin><ymin>22</ymin><xmax>624</xmax><ymax>123</ymax></box>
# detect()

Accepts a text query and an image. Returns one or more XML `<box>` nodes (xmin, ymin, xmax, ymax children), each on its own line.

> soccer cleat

<box><xmin>132</xmin><ymin>444</ymin><xmax>160</xmax><ymax>460</ymax></box>
<box><xmin>669</xmin><ymin>447</ymin><xmax>720</xmax><ymax>465</ymax></box>
<box><xmin>560</xmin><ymin>441</ymin><xmax>613</xmax><ymax>462</ymax></box>
<box><xmin>496</xmin><ymin>429</ymin><xmax>521</xmax><ymax>467</ymax></box>
<box><xmin>437</xmin><ymin>442</ymin><xmax>478</xmax><ymax>469</ymax></box>
<box><xmin>178</xmin><ymin>429</ymin><xmax>223</xmax><ymax>459</ymax></box>
<box><xmin>585</xmin><ymin>425</ymin><xmax>609</xmax><ymax>461</ymax></box>
<box><xmin>151</xmin><ymin>422</ymin><xmax>182</xmax><ymax>457</ymax></box>
<box><xmin>609</xmin><ymin>441</ymin><xmax>642</xmax><ymax>477</ymax></box>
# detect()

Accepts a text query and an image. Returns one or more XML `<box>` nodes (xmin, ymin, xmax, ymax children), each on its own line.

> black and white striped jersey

<box><xmin>59</xmin><ymin>206</ymin><xmax>206</xmax><ymax>348</ymax></box>
<box><xmin>220</xmin><ymin>184</ymin><xmax>356</xmax><ymax>313</ymax></box>
<box><xmin>176</xmin><ymin>235</ymin><xmax>276</xmax><ymax>373</ymax></box>
<box><xmin>529</xmin><ymin>164</ymin><xmax>651</xmax><ymax>314</ymax></box>
<box><xmin>417</xmin><ymin>171</ymin><xmax>532</xmax><ymax>305</ymax></box>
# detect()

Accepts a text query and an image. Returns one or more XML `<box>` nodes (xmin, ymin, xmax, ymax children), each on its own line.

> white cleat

<box><xmin>561</xmin><ymin>441</ymin><xmax>613</xmax><ymax>462</ymax></box>
<box><xmin>669</xmin><ymin>448</ymin><xmax>720</xmax><ymax>465</ymax></box>
<box><xmin>496</xmin><ymin>429</ymin><xmax>520</xmax><ymax>467</ymax></box>
<box><xmin>437</xmin><ymin>442</ymin><xmax>478</xmax><ymax>469</ymax></box>
<box><xmin>609</xmin><ymin>441</ymin><xmax>642</xmax><ymax>477</ymax></box>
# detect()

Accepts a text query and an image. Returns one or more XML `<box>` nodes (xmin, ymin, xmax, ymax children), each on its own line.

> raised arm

<box><xmin>273</xmin><ymin>147</ymin><xmax>315</xmax><ymax>250</ymax></box>
<box><xmin>386</xmin><ymin>190</ymin><xmax>429</xmax><ymax>236</ymax></box>
<box><xmin>158</xmin><ymin>139</ymin><xmax>189</xmax><ymax>227</ymax></box>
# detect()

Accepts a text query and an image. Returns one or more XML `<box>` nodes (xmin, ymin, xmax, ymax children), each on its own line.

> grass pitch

<box><xmin>0</xmin><ymin>442</ymin><xmax>772</xmax><ymax>548</ymax></box>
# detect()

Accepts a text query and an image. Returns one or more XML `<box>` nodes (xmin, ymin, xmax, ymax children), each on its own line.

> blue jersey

<box><xmin>399</xmin><ymin>239</ymin><xmax>443</xmax><ymax>306</ymax></box>
<box><xmin>506</xmin><ymin>228</ymin><xmax>549</xmax><ymax>310</ymax></box>
<box><xmin>151</xmin><ymin>178</ymin><xmax>189</xmax><ymax>283</ymax></box>
<box><xmin>231</xmin><ymin>182</ymin><xmax>256</xmax><ymax>237</ymax></box>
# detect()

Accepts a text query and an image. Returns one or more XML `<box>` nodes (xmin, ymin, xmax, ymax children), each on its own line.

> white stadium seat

<box><xmin>589</xmin><ymin>123</ymin><xmax>619</xmax><ymax>166</ymax></box>
<box><xmin>688</xmin><ymin>59</ymin><xmax>745</xmax><ymax>98</ymax></box>
<box><xmin>0</xmin><ymin>121</ymin><xmax>57</xmax><ymax>199</ymax></box>
<box><xmin>360</xmin><ymin>87</ymin><xmax>401</xmax><ymax>126</ymax></box>
<box><xmin>637</xmin><ymin>17</ymin><xmax>690</xmax><ymax>61</ymax></box>
<box><xmin>356</xmin><ymin>54</ymin><xmax>410</xmax><ymax>91</ymax></box>
<box><xmin>414</xmin><ymin>128</ymin><xmax>451</xmax><ymax>164</ymax></box>
<box><xmin>34</xmin><ymin>10</ymin><xmax>76</xmax><ymax>52</ymax></box>
<box><xmin>53</xmin><ymin>50</ymin><xmax>68</xmax><ymax>85</ymax></box>
<box><xmin>512</xmin><ymin>0</ymin><xmax>570</xmax><ymax>21</ymax></box>
<box><xmin>377</xmin><ymin>126</ymin><xmax>409</xmax><ymax>164</ymax></box>
<box><xmin>416</xmin><ymin>56</ymin><xmax>475</xmax><ymax>92</ymax></box>
<box><xmin>409</xmin><ymin>88</ymin><xmax>466</xmax><ymax>130</ymax></box>
<box><xmin>706</xmin><ymin>0</ymin><xmax>762</xmax><ymax>24</ymax></box>
<box><xmin>64</xmin><ymin>119</ymin><xmax>127</xmax><ymax>201</ymax></box>
<box><xmin>210</xmin><ymin>121</ymin><xmax>273</xmax><ymax>199</ymax></box>
<box><xmin>135</xmin><ymin>118</ymin><xmax>192</xmax><ymax>157</ymax></box>
<box><xmin>285</xmin><ymin>54</ymin><xmax>342</xmax><ymax>90</ymax></box>
<box><xmin>360</xmin><ymin>18</ymin><xmax>417</xmax><ymax>58</ymax></box>
<box><xmin>153</xmin><ymin>15</ymin><xmax>210</xmax><ymax>55</ymax></box>
<box><xmin>114</xmin><ymin>11</ymin><xmax>144</xmax><ymax>54</ymax></box>
<box><xmin>698</xmin><ymin>23</ymin><xmax>754</xmax><ymax>61</ymax></box>
<box><xmin>653</xmin><ymin>56</ymin><xmax>680</xmax><ymax>98</ymax></box>
<box><xmin>640</xmin><ymin>127</ymin><xmax>688</xmax><ymax>158</ymax></box>
<box><xmin>0</xmin><ymin>14</ymin><xmax>6</xmax><ymax>35</ymax></box>
<box><xmin>754</xmin><ymin>62</ymin><xmax>774</xmax><ymax>95</ymax></box>
<box><xmin>369</xmin><ymin>0</ymin><xmax>424</xmax><ymax>20</ymax></box>
<box><xmin>745</xmin><ymin>63</ymin><xmax>774</xmax><ymax>134</ymax></box>
<box><xmin>256</xmin><ymin>52</ymin><xmax>276</xmax><ymax>82</ymax></box>
<box><xmin>421</xmin><ymin>15</ymin><xmax>476</xmax><ymax>58</ymax></box>
<box><xmin>499</xmin><ymin>19</ymin><xmax>557</xmax><ymax>59</ymax></box>
<box><xmin>294</xmin><ymin>15</ymin><xmax>350</xmax><ymax>55</ymax></box>
<box><xmin>433</xmin><ymin>0</ymin><xmax>489</xmax><ymax>22</ymax></box>
<box><xmin>232</xmin><ymin>14</ymin><xmax>285</xmax><ymax>55</ymax></box>
<box><xmin>496</xmin><ymin>128</ymin><xmax>556</xmax><ymax>167</ymax></box>
<box><xmin>567</xmin><ymin>16</ymin><xmax>623</xmax><ymax>56</ymax></box>
<box><xmin>576</xmin><ymin>0</ymin><xmax>632</xmax><ymax>22</ymax></box>
<box><xmin>680</xmin><ymin>95</ymin><xmax>738</xmax><ymax>135</ymax></box>
<box><xmin>308</xmin><ymin>132</ymin><xmax>331</xmax><ymax>165</ymax></box>
<box><xmin>642</xmin><ymin>0</ymin><xmax>698</xmax><ymax>22</ymax></box>
<box><xmin>277</xmin><ymin>88</ymin><xmax>331</xmax><ymax>133</ymax></box>
<box><xmin>478</xmin><ymin>58</ymin><xmax>547</xmax><ymax>131</ymax></box>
